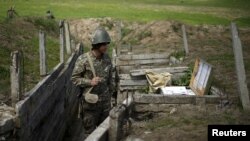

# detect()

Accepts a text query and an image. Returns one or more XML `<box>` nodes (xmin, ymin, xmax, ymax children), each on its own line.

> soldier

<box><xmin>7</xmin><ymin>6</ymin><xmax>18</xmax><ymax>19</ymax></box>
<box><xmin>46</xmin><ymin>10</ymin><xmax>55</xmax><ymax>19</ymax></box>
<box><xmin>71</xmin><ymin>28</ymin><xmax>114</xmax><ymax>136</ymax></box>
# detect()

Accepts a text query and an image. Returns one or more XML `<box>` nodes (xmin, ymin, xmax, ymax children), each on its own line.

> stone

<box><xmin>0</xmin><ymin>105</ymin><xmax>15</xmax><ymax>134</ymax></box>
<box><xmin>169</xmin><ymin>56</ymin><xmax>180</xmax><ymax>65</ymax></box>
<box><xmin>169</xmin><ymin>107</ymin><xmax>177</xmax><ymax>114</ymax></box>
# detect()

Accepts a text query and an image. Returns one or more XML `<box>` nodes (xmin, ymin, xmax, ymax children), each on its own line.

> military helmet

<box><xmin>91</xmin><ymin>28</ymin><xmax>111</xmax><ymax>45</ymax></box>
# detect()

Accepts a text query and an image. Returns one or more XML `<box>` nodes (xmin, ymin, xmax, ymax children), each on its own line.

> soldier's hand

<box><xmin>90</xmin><ymin>77</ymin><xmax>101</xmax><ymax>86</ymax></box>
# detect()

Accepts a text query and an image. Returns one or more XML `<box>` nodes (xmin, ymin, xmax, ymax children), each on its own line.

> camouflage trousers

<box><xmin>79</xmin><ymin>98</ymin><xmax>111</xmax><ymax>134</ymax></box>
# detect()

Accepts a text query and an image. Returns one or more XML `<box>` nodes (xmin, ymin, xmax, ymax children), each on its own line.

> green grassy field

<box><xmin>0</xmin><ymin>17</ymin><xmax>60</xmax><ymax>99</ymax></box>
<box><xmin>0</xmin><ymin>0</ymin><xmax>250</xmax><ymax>101</ymax></box>
<box><xmin>0</xmin><ymin>0</ymin><xmax>250</xmax><ymax>26</ymax></box>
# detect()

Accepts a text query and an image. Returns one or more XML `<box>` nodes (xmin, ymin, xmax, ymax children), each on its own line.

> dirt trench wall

<box><xmin>15</xmin><ymin>49</ymin><xmax>82</xmax><ymax>141</ymax></box>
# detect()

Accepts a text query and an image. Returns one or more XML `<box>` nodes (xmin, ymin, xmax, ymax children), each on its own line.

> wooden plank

<box><xmin>29</xmin><ymin>74</ymin><xmax>66</xmax><ymax>131</ymax></box>
<box><xmin>182</xmin><ymin>25</ymin><xmax>189</xmax><ymax>54</ymax></box>
<box><xmin>118</xmin><ymin>53</ymin><xmax>170</xmax><ymax>60</ymax></box>
<box><xmin>189</xmin><ymin>58</ymin><xmax>213</xmax><ymax>96</ymax></box>
<box><xmin>231</xmin><ymin>23</ymin><xmax>250</xmax><ymax>110</ymax></box>
<box><xmin>119</xmin><ymin>74</ymin><xmax>146</xmax><ymax>80</ymax></box>
<box><xmin>39</xmin><ymin>30</ymin><xmax>47</xmax><ymax>76</ymax></box>
<box><xmin>119</xmin><ymin>86</ymin><xmax>146</xmax><ymax>91</ymax></box>
<box><xmin>130</xmin><ymin>67</ymin><xmax>189</xmax><ymax>76</ymax></box>
<box><xmin>119</xmin><ymin>66</ymin><xmax>134</xmax><ymax>73</ymax></box>
<box><xmin>16</xmin><ymin>63</ymin><xmax>64</xmax><ymax>128</ymax></box>
<box><xmin>117</xmin><ymin>59</ymin><xmax>169</xmax><ymax>66</ymax></box>
<box><xmin>134</xmin><ymin>104</ymin><xmax>175</xmax><ymax>113</ymax></box>
<box><xmin>133</xmin><ymin>94</ymin><xmax>196</xmax><ymax>104</ymax></box>
<box><xmin>85</xmin><ymin>117</ymin><xmax>110</xmax><ymax>141</ymax></box>
<box><xmin>119</xmin><ymin>74</ymin><xmax>131</xmax><ymax>80</ymax></box>
<box><xmin>120</xmin><ymin>79</ymin><xmax>148</xmax><ymax>86</ymax></box>
<box><xmin>119</xmin><ymin>73</ymin><xmax>186</xmax><ymax>80</ymax></box>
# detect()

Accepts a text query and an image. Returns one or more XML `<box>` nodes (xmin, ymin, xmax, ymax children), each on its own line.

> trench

<box><xmin>0</xmin><ymin>19</ymin><xmax>241</xmax><ymax>141</ymax></box>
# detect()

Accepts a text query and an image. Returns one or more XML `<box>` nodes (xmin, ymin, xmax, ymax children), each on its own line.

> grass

<box><xmin>0</xmin><ymin>17</ymin><xmax>60</xmax><ymax>97</ymax></box>
<box><xmin>145</xmin><ymin>109</ymin><xmax>250</xmax><ymax>131</ymax></box>
<box><xmin>0</xmin><ymin>0</ymin><xmax>249</xmax><ymax>26</ymax></box>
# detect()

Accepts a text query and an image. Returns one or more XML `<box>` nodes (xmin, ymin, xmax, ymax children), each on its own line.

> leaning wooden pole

<box><xmin>39</xmin><ymin>30</ymin><xmax>47</xmax><ymax>76</ymax></box>
<box><xmin>182</xmin><ymin>25</ymin><xmax>189</xmax><ymax>55</ymax></box>
<box><xmin>231</xmin><ymin>22</ymin><xmax>250</xmax><ymax>111</ymax></box>
<box><xmin>64</xmin><ymin>22</ymin><xmax>71</xmax><ymax>55</ymax></box>
<box><xmin>10</xmin><ymin>51</ymin><xmax>21</xmax><ymax>107</ymax></box>
<box><xmin>59</xmin><ymin>20</ymin><xmax>65</xmax><ymax>63</ymax></box>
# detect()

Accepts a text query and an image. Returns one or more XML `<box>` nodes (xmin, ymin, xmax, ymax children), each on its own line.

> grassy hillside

<box><xmin>0</xmin><ymin>0</ymin><xmax>249</xmax><ymax>26</ymax></box>
<box><xmin>0</xmin><ymin>17</ymin><xmax>60</xmax><ymax>102</ymax></box>
<box><xmin>0</xmin><ymin>0</ymin><xmax>249</xmax><ymax>101</ymax></box>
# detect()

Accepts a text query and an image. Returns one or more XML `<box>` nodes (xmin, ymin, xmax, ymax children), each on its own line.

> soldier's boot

<box><xmin>83</xmin><ymin>111</ymin><xmax>97</xmax><ymax>136</ymax></box>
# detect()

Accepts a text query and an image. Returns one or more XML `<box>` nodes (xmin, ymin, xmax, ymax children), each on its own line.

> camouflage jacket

<box><xmin>71</xmin><ymin>51</ymin><xmax>114</xmax><ymax>101</ymax></box>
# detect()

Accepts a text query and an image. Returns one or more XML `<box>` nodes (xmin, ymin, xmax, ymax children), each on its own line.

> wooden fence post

<box><xmin>109</xmin><ymin>105</ymin><xmax>126</xmax><ymax>141</ymax></box>
<box><xmin>10</xmin><ymin>51</ymin><xmax>21</xmax><ymax>107</ymax></box>
<box><xmin>59</xmin><ymin>20</ymin><xmax>65</xmax><ymax>63</ymax></box>
<box><xmin>231</xmin><ymin>22</ymin><xmax>250</xmax><ymax>111</ymax></box>
<box><xmin>112</xmin><ymin>48</ymin><xmax>117</xmax><ymax>67</ymax></box>
<box><xmin>109</xmin><ymin>96</ymin><xmax>133</xmax><ymax>141</ymax></box>
<box><xmin>64</xmin><ymin>22</ymin><xmax>71</xmax><ymax>55</ymax></box>
<box><xmin>39</xmin><ymin>30</ymin><xmax>47</xmax><ymax>76</ymax></box>
<box><xmin>80</xmin><ymin>42</ymin><xmax>84</xmax><ymax>55</ymax></box>
<box><xmin>116</xmin><ymin>21</ymin><xmax>122</xmax><ymax>56</ymax></box>
<box><xmin>71</xmin><ymin>39</ymin><xmax>76</xmax><ymax>51</ymax></box>
<box><xmin>182</xmin><ymin>25</ymin><xmax>189</xmax><ymax>55</ymax></box>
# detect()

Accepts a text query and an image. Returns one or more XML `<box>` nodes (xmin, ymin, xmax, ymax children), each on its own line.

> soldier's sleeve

<box><xmin>71</xmin><ymin>55</ymin><xmax>92</xmax><ymax>87</ymax></box>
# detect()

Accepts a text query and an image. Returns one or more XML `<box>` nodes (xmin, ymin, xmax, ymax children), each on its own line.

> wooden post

<box><xmin>116</xmin><ymin>21</ymin><xmax>122</xmax><ymax>56</ymax></box>
<box><xmin>109</xmin><ymin>105</ymin><xmax>126</xmax><ymax>141</ymax></box>
<box><xmin>231</xmin><ymin>22</ymin><xmax>250</xmax><ymax>111</ymax></box>
<box><xmin>64</xmin><ymin>22</ymin><xmax>71</xmax><ymax>55</ymax></box>
<box><xmin>182</xmin><ymin>25</ymin><xmax>189</xmax><ymax>55</ymax></box>
<box><xmin>10</xmin><ymin>51</ymin><xmax>21</xmax><ymax>107</ymax></box>
<box><xmin>109</xmin><ymin>96</ymin><xmax>133</xmax><ymax>141</ymax></box>
<box><xmin>80</xmin><ymin>42</ymin><xmax>84</xmax><ymax>55</ymax></box>
<box><xmin>39</xmin><ymin>30</ymin><xmax>47</xmax><ymax>76</ymax></box>
<box><xmin>59</xmin><ymin>20</ymin><xmax>64</xmax><ymax>63</ymax></box>
<box><xmin>112</xmin><ymin>48</ymin><xmax>117</xmax><ymax>68</ymax></box>
<box><xmin>71</xmin><ymin>39</ymin><xmax>76</xmax><ymax>51</ymax></box>
<box><xmin>129</xmin><ymin>43</ymin><xmax>132</xmax><ymax>53</ymax></box>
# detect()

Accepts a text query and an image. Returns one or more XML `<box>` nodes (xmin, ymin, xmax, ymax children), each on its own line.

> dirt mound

<box><xmin>69</xmin><ymin>18</ymin><xmax>120</xmax><ymax>48</ymax></box>
<box><xmin>69</xmin><ymin>18</ymin><xmax>182</xmax><ymax>53</ymax></box>
<box><xmin>69</xmin><ymin>18</ymin><xmax>250</xmax><ymax>96</ymax></box>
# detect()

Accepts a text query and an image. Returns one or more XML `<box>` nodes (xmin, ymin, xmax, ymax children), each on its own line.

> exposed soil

<box><xmin>126</xmin><ymin>105</ymin><xmax>250</xmax><ymax>141</ymax></box>
<box><xmin>0</xmin><ymin>17</ymin><xmax>59</xmax><ymax>105</ymax></box>
<box><xmin>69</xmin><ymin>18</ymin><xmax>250</xmax><ymax>141</ymax></box>
<box><xmin>69</xmin><ymin>17</ymin><xmax>250</xmax><ymax>97</ymax></box>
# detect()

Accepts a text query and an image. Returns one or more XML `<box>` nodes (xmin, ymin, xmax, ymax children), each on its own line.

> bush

<box><xmin>172</xmin><ymin>67</ymin><xmax>192</xmax><ymax>86</ymax></box>
<box><xmin>0</xmin><ymin>66</ymin><xmax>10</xmax><ymax>79</ymax></box>
<box><xmin>25</xmin><ymin>17</ymin><xmax>58</xmax><ymax>32</ymax></box>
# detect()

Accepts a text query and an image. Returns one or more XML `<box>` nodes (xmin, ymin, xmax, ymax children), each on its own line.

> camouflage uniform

<box><xmin>71</xmin><ymin>51</ymin><xmax>113</xmax><ymax>134</ymax></box>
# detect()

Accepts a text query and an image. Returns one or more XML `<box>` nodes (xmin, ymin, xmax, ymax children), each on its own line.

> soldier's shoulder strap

<box><xmin>86</xmin><ymin>52</ymin><xmax>96</xmax><ymax>77</ymax></box>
